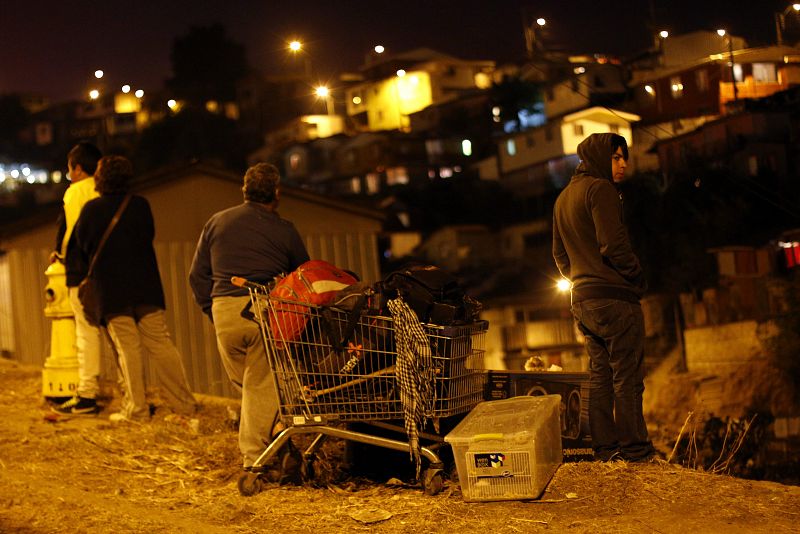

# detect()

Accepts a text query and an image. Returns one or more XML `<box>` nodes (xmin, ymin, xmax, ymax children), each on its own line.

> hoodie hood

<box><xmin>574</xmin><ymin>133</ymin><xmax>615</xmax><ymax>182</ymax></box>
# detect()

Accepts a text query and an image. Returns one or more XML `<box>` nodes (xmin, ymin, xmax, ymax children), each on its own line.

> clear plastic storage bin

<box><xmin>445</xmin><ymin>395</ymin><xmax>562</xmax><ymax>502</ymax></box>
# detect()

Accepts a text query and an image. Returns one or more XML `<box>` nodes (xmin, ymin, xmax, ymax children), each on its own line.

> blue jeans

<box><xmin>572</xmin><ymin>298</ymin><xmax>654</xmax><ymax>461</ymax></box>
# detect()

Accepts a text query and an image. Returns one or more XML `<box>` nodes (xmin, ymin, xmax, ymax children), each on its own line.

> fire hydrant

<box><xmin>42</xmin><ymin>261</ymin><xmax>79</xmax><ymax>402</ymax></box>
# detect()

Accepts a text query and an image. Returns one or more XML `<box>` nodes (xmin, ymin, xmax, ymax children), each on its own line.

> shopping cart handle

<box><xmin>231</xmin><ymin>276</ymin><xmax>264</xmax><ymax>290</ymax></box>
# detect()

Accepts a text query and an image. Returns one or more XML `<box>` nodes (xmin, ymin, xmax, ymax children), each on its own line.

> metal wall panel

<box><xmin>3</xmin><ymin>231</ymin><xmax>380</xmax><ymax>399</ymax></box>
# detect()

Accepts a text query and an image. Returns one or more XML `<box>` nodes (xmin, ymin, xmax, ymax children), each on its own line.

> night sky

<box><xmin>1</xmin><ymin>0</ymin><xmax>795</xmax><ymax>101</ymax></box>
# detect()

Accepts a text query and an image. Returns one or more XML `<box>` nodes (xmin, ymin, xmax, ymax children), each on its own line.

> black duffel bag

<box><xmin>379</xmin><ymin>263</ymin><xmax>481</xmax><ymax>325</ymax></box>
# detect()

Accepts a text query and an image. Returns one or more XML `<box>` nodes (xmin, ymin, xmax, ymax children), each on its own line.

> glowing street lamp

<box><xmin>88</xmin><ymin>89</ymin><xmax>100</xmax><ymax>100</ymax></box>
<box><xmin>134</xmin><ymin>89</ymin><xmax>144</xmax><ymax>98</ymax></box>
<box><xmin>288</xmin><ymin>38</ymin><xmax>311</xmax><ymax>79</ymax></box>
<box><xmin>374</xmin><ymin>45</ymin><xmax>385</xmax><ymax>54</ymax></box>
<box><xmin>556</xmin><ymin>278</ymin><xmax>572</xmax><ymax>292</ymax></box>
<box><xmin>659</xmin><ymin>30</ymin><xmax>669</xmax><ymax>39</ymax></box>
<box><xmin>94</xmin><ymin>69</ymin><xmax>104</xmax><ymax>79</ymax></box>
<box><xmin>121</xmin><ymin>84</ymin><xmax>131</xmax><ymax>94</ymax></box>
<box><xmin>314</xmin><ymin>85</ymin><xmax>333</xmax><ymax>115</ymax></box>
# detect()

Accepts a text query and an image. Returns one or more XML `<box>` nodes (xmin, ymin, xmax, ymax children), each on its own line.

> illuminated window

<box><xmin>387</xmin><ymin>167</ymin><xmax>409</xmax><ymax>185</ymax></box>
<box><xmin>350</xmin><ymin>177</ymin><xmax>362</xmax><ymax>194</ymax></box>
<box><xmin>644</xmin><ymin>84</ymin><xmax>656</xmax><ymax>99</ymax></box>
<box><xmin>733</xmin><ymin>64</ymin><xmax>743</xmax><ymax>82</ymax></box>
<box><xmin>289</xmin><ymin>153</ymin><xmax>301</xmax><ymax>170</ymax></box>
<box><xmin>461</xmin><ymin>139</ymin><xmax>472</xmax><ymax>156</ymax></box>
<box><xmin>365</xmin><ymin>173</ymin><xmax>380</xmax><ymax>194</ymax></box>
<box><xmin>506</xmin><ymin>139</ymin><xmax>517</xmax><ymax>156</ymax></box>
<box><xmin>670</xmin><ymin>76</ymin><xmax>684</xmax><ymax>98</ymax></box>
<box><xmin>752</xmin><ymin>63</ymin><xmax>776</xmax><ymax>82</ymax></box>
<box><xmin>695</xmin><ymin>70</ymin><xmax>709</xmax><ymax>92</ymax></box>
<box><xmin>440</xmin><ymin>167</ymin><xmax>453</xmax><ymax>178</ymax></box>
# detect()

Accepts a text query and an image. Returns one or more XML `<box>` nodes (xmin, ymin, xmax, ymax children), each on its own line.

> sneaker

<box><xmin>51</xmin><ymin>396</ymin><xmax>99</xmax><ymax>416</ymax></box>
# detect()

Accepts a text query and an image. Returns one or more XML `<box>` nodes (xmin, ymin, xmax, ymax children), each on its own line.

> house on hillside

<box><xmin>0</xmin><ymin>163</ymin><xmax>383</xmax><ymax>398</ymax></box>
<box><xmin>627</xmin><ymin>35</ymin><xmax>800</xmax><ymax>171</ymax></box>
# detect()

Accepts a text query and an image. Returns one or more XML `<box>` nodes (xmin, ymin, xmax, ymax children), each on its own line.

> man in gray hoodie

<box><xmin>552</xmin><ymin>132</ymin><xmax>655</xmax><ymax>462</ymax></box>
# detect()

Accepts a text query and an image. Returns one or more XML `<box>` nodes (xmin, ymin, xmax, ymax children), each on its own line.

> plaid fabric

<box><xmin>387</xmin><ymin>297</ymin><xmax>436</xmax><ymax>479</ymax></box>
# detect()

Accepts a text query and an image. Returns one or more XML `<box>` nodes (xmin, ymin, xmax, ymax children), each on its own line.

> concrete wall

<box><xmin>684</xmin><ymin>320</ymin><xmax>774</xmax><ymax>374</ymax></box>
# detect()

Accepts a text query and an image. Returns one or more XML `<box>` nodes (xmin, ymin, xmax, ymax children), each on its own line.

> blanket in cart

<box><xmin>387</xmin><ymin>297</ymin><xmax>436</xmax><ymax>479</ymax></box>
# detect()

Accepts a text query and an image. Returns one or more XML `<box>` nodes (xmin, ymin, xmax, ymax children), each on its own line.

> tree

<box><xmin>166</xmin><ymin>24</ymin><xmax>249</xmax><ymax>108</ymax></box>
<box><xmin>0</xmin><ymin>94</ymin><xmax>30</xmax><ymax>155</ymax></box>
<box><xmin>489</xmin><ymin>76</ymin><xmax>543</xmax><ymax>132</ymax></box>
<box><xmin>133</xmin><ymin>109</ymin><xmax>254</xmax><ymax>173</ymax></box>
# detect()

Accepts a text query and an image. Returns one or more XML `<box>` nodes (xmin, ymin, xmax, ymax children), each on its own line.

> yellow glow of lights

<box><xmin>396</xmin><ymin>69</ymin><xmax>406</xmax><ymax>77</ymax></box>
<box><xmin>556</xmin><ymin>279</ymin><xmax>572</xmax><ymax>292</ymax></box>
<box><xmin>134</xmin><ymin>89</ymin><xmax>144</xmax><ymax>98</ymax></box>
<box><xmin>121</xmin><ymin>84</ymin><xmax>131</xmax><ymax>93</ymax></box>
<box><xmin>94</xmin><ymin>69</ymin><xmax>104</xmax><ymax>79</ymax></box>
<box><xmin>89</xmin><ymin>89</ymin><xmax>100</xmax><ymax>100</ymax></box>
<box><xmin>289</xmin><ymin>40</ymin><xmax>302</xmax><ymax>52</ymax></box>
<box><xmin>645</xmin><ymin>84</ymin><xmax>655</xmax><ymax>95</ymax></box>
<box><xmin>167</xmin><ymin>99</ymin><xmax>178</xmax><ymax>110</ymax></box>
<box><xmin>315</xmin><ymin>86</ymin><xmax>330</xmax><ymax>98</ymax></box>
<box><xmin>659</xmin><ymin>30</ymin><xmax>669</xmax><ymax>38</ymax></box>
<box><xmin>717</xmin><ymin>29</ymin><xmax>726</xmax><ymax>37</ymax></box>
<box><xmin>374</xmin><ymin>45</ymin><xmax>385</xmax><ymax>54</ymax></box>
<box><xmin>352</xmin><ymin>96</ymin><xmax>362</xmax><ymax>105</ymax></box>
<box><xmin>794</xmin><ymin>3</ymin><xmax>800</xmax><ymax>11</ymax></box>
<box><xmin>536</xmin><ymin>18</ymin><xmax>546</xmax><ymax>26</ymax></box>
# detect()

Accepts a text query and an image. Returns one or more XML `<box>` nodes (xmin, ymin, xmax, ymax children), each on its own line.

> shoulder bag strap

<box><xmin>85</xmin><ymin>194</ymin><xmax>132</xmax><ymax>278</ymax></box>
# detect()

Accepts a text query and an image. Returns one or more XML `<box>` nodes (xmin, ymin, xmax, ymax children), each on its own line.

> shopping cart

<box><xmin>232</xmin><ymin>277</ymin><xmax>488</xmax><ymax>496</ymax></box>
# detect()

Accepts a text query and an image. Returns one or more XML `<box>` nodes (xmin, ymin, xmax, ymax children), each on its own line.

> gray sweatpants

<box><xmin>106</xmin><ymin>308</ymin><xmax>197</xmax><ymax>419</ymax></box>
<box><xmin>211</xmin><ymin>296</ymin><xmax>280</xmax><ymax>468</ymax></box>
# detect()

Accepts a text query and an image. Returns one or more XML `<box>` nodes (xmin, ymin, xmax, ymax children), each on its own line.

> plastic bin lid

<box><xmin>444</xmin><ymin>395</ymin><xmax>561</xmax><ymax>444</ymax></box>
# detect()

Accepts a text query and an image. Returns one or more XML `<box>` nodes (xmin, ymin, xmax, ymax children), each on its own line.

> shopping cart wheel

<box><xmin>237</xmin><ymin>471</ymin><xmax>264</xmax><ymax>497</ymax></box>
<box><xmin>423</xmin><ymin>468</ymin><xmax>444</xmax><ymax>496</ymax></box>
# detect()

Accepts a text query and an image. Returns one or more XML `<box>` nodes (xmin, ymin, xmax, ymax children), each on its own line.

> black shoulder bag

<box><xmin>78</xmin><ymin>195</ymin><xmax>131</xmax><ymax>326</ymax></box>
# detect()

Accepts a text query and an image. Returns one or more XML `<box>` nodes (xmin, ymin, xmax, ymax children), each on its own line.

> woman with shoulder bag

<box><xmin>74</xmin><ymin>156</ymin><xmax>196</xmax><ymax>422</ymax></box>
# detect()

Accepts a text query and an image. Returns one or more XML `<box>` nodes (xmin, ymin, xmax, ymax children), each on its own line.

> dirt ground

<box><xmin>1</xmin><ymin>358</ymin><xmax>799</xmax><ymax>534</ymax></box>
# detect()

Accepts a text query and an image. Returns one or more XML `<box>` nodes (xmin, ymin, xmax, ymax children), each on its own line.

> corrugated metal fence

<box><xmin>1</xmin><ymin>232</ymin><xmax>379</xmax><ymax>399</ymax></box>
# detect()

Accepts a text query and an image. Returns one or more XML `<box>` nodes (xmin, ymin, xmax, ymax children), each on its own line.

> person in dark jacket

<box><xmin>189</xmin><ymin>162</ymin><xmax>309</xmax><ymax>478</ymax></box>
<box><xmin>552</xmin><ymin>133</ymin><xmax>655</xmax><ymax>462</ymax></box>
<box><xmin>74</xmin><ymin>156</ymin><xmax>196</xmax><ymax>422</ymax></box>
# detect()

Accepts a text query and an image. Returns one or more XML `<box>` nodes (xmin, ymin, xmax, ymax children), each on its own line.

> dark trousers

<box><xmin>572</xmin><ymin>298</ymin><xmax>654</xmax><ymax>461</ymax></box>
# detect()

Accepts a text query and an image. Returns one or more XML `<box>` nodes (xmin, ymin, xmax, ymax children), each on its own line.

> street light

<box><xmin>288</xmin><ymin>38</ymin><xmax>312</xmax><ymax>79</ymax></box>
<box><xmin>556</xmin><ymin>278</ymin><xmax>572</xmax><ymax>292</ymax></box>
<box><xmin>524</xmin><ymin>15</ymin><xmax>546</xmax><ymax>59</ymax></box>
<box><xmin>776</xmin><ymin>3</ymin><xmax>800</xmax><ymax>45</ymax></box>
<box><xmin>88</xmin><ymin>89</ymin><xmax>100</xmax><ymax>100</ymax></box>
<box><xmin>314</xmin><ymin>85</ymin><xmax>334</xmax><ymax>115</ymax></box>
<box><xmin>717</xmin><ymin>29</ymin><xmax>738</xmax><ymax>104</ymax></box>
<box><xmin>94</xmin><ymin>69</ymin><xmax>104</xmax><ymax>79</ymax></box>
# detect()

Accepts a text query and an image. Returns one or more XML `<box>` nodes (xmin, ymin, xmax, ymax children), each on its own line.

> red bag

<box><xmin>269</xmin><ymin>260</ymin><xmax>358</xmax><ymax>347</ymax></box>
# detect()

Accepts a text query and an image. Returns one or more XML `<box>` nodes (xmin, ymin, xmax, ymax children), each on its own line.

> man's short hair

<box><xmin>68</xmin><ymin>142</ymin><xmax>102</xmax><ymax>175</ymax></box>
<box><xmin>95</xmin><ymin>156</ymin><xmax>134</xmax><ymax>194</ymax></box>
<box><xmin>242</xmin><ymin>163</ymin><xmax>280</xmax><ymax>204</ymax></box>
<box><xmin>610</xmin><ymin>134</ymin><xmax>629</xmax><ymax>160</ymax></box>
